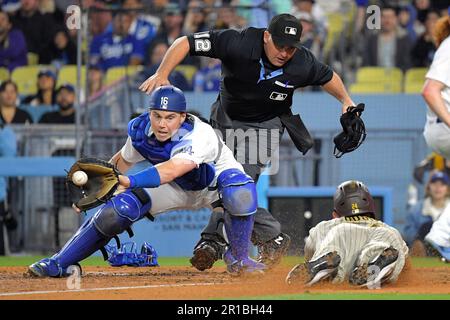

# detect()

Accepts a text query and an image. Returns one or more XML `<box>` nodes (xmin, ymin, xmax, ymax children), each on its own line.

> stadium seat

<box><xmin>104</xmin><ymin>65</ymin><xmax>143</xmax><ymax>86</ymax></box>
<box><xmin>404</xmin><ymin>68</ymin><xmax>427</xmax><ymax>93</ymax></box>
<box><xmin>57</xmin><ymin>65</ymin><xmax>87</xmax><ymax>88</ymax></box>
<box><xmin>27</xmin><ymin>52</ymin><xmax>39</xmax><ymax>65</ymax></box>
<box><xmin>349</xmin><ymin>82</ymin><xmax>402</xmax><ymax>94</ymax></box>
<box><xmin>323</xmin><ymin>13</ymin><xmax>345</xmax><ymax>58</ymax></box>
<box><xmin>404</xmin><ymin>82</ymin><xmax>424</xmax><ymax>94</ymax></box>
<box><xmin>174</xmin><ymin>65</ymin><xmax>198</xmax><ymax>85</ymax></box>
<box><xmin>0</xmin><ymin>67</ymin><xmax>9</xmax><ymax>82</ymax></box>
<box><xmin>405</xmin><ymin>68</ymin><xmax>428</xmax><ymax>83</ymax></box>
<box><xmin>11</xmin><ymin>65</ymin><xmax>46</xmax><ymax>95</ymax></box>
<box><xmin>356</xmin><ymin>67</ymin><xmax>403</xmax><ymax>84</ymax></box>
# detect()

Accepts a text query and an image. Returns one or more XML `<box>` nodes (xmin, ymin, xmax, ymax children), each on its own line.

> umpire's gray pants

<box><xmin>200</xmin><ymin>117</ymin><xmax>284</xmax><ymax>244</ymax></box>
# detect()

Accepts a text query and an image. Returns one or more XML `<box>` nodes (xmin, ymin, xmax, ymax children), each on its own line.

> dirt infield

<box><xmin>0</xmin><ymin>262</ymin><xmax>449</xmax><ymax>300</ymax></box>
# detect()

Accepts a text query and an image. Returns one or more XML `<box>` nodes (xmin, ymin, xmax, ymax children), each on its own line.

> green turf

<box><xmin>234</xmin><ymin>293</ymin><xmax>450</xmax><ymax>300</ymax></box>
<box><xmin>0</xmin><ymin>255</ymin><xmax>447</xmax><ymax>268</ymax></box>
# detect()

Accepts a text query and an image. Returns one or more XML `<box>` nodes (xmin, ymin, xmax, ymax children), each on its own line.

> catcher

<box><xmin>286</xmin><ymin>180</ymin><xmax>409</xmax><ymax>288</ymax></box>
<box><xmin>28</xmin><ymin>85</ymin><xmax>266</xmax><ymax>277</ymax></box>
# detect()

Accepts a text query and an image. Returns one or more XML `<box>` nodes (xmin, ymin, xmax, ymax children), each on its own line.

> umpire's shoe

<box><xmin>305</xmin><ymin>251</ymin><xmax>341</xmax><ymax>286</ymax></box>
<box><xmin>256</xmin><ymin>232</ymin><xmax>291</xmax><ymax>268</ymax></box>
<box><xmin>349</xmin><ymin>247</ymin><xmax>399</xmax><ymax>287</ymax></box>
<box><xmin>28</xmin><ymin>258</ymin><xmax>81</xmax><ymax>278</ymax></box>
<box><xmin>190</xmin><ymin>239</ymin><xmax>226</xmax><ymax>271</ymax></box>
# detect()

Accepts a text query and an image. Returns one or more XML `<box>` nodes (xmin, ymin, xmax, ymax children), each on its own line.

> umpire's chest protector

<box><xmin>219</xmin><ymin>28</ymin><xmax>331</xmax><ymax>121</ymax></box>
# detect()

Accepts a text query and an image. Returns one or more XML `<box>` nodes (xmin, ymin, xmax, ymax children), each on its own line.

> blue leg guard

<box><xmin>28</xmin><ymin>189</ymin><xmax>151</xmax><ymax>277</ymax></box>
<box><xmin>217</xmin><ymin>168</ymin><xmax>265</xmax><ymax>274</ymax></box>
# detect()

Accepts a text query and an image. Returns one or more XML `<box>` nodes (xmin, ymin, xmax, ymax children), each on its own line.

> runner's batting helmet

<box><xmin>333</xmin><ymin>180</ymin><xmax>375</xmax><ymax>218</ymax></box>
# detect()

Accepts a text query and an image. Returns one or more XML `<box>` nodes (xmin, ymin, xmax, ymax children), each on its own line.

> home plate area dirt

<box><xmin>0</xmin><ymin>262</ymin><xmax>449</xmax><ymax>300</ymax></box>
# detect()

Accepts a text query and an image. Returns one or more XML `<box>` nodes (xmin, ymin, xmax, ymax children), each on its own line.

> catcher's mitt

<box><xmin>333</xmin><ymin>103</ymin><xmax>367</xmax><ymax>158</ymax></box>
<box><xmin>66</xmin><ymin>158</ymin><xmax>120</xmax><ymax>211</ymax></box>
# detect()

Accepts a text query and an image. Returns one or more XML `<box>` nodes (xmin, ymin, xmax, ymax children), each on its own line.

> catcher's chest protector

<box><xmin>127</xmin><ymin>113</ymin><xmax>215</xmax><ymax>190</ymax></box>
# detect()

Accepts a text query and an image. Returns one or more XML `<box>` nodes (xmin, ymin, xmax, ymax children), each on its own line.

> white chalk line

<box><xmin>0</xmin><ymin>281</ymin><xmax>228</xmax><ymax>297</ymax></box>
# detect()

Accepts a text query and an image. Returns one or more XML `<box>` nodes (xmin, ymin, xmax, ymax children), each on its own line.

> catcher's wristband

<box><xmin>128</xmin><ymin>166</ymin><xmax>161</xmax><ymax>189</ymax></box>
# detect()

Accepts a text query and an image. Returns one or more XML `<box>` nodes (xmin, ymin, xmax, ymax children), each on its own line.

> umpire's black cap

<box><xmin>333</xmin><ymin>180</ymin><xmax>376</xmax><ymax>218</ymax></box>
<box><xmin>268</xmin><ymin>14</ymin><xmax>303</xmax><ymax>49</ymax></box>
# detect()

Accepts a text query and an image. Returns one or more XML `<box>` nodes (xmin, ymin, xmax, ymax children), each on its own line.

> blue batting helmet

<box><xmin>149</xmin><ymin>85</ymin><xmax>186</xmax><ymax>113</ymax></box>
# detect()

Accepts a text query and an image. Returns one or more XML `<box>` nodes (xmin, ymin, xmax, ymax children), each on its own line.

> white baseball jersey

<box><xmin>305</xmin><ymin>215</ymin><xmax>409</xmax><ymax>283</ymax></box>
<box><xmin>120</xmin><ymin>115</ymin><xmax>245</xmax><ymax>216</ymax></box>
<box><xmin>423</xmin><ymin>35</ymin><xmax>450</xmax><ymax>158</ymax></box>
<box><xmin>426</xmin><ymin>201</ymin><xmax>450</xmax><ymax>248</ymax></box>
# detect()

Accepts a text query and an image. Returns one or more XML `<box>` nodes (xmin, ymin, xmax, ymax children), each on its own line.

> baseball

<box><xmin>72</xmin><ymin>171</ymin><xmax>88</xmax><ymax>186</ymax></box>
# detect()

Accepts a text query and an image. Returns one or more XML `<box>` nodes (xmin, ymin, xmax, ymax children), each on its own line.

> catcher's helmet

<box><xmin>149</xmin><ymin>85</ymin><xmax>186</xmax><ymax>112</ymax></box>
<box><xmin>333</xmin><ymin>180</ymin><xmax>375</xmax><ymax>218</ymax></box>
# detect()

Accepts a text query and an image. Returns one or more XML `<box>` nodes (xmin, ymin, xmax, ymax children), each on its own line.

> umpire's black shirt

<box><xmin>187</xmin><ymin>28</ymin><xmax>333</xmax><ymax>123</ymax></box>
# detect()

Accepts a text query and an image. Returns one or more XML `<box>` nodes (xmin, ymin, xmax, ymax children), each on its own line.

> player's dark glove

<box><xmin>66</xmin><ymin>158</ymin><xmax>120</xmax><ymax>211</ymax></box>
<box><xmin>333</xmin><ymin>103</ymin><xmax>367</xmax><ymax>158</ymax></box>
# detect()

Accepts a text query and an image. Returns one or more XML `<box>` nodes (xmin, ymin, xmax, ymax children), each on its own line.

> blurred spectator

<box><xmin>291</xmin><ymin>0</ymin><xmax>328</xmax><ymax>47</ymax></box>
<box><xmin>11</xmin><ymin>0</ymin><xmax>58</xmax><ymax>58</ymax></box>
<box><xmin>192</xmin><ymin>58</ymin><xmax>221</xmax><ymax>92</ymax></box>
<box><xmin>120</xmin><ymin>0</ymin><xmax>158</xmax><ymax>64</ymax></box>
<box><xmin>403</xmin><ymin>171</ymin><xmax>450</xmax><ymax>256</ymax></box>
<box><xmin>414</xmin><ymin>0</ymin><xmax>432</xmax><ymax>24</ymax></box>
<box><xmin>183</xmin><ymin>0</ymin><xmax>209</xmax><ymax>34</ymax></box>
<box><xmin>22</xmin><ymin>69</ymin><xmax>57</xmax><ymax>106</ymax></box>
<box><xmin>0</xmin><ymin>122</ymin><xmax>17</xmax><ymax>255</ymax></box>
<box><xmin>354</xmin><ymin>0</ymin><xmax>368</xmax><ymax>33</ymax></box>
<box><xmin>39</xmin><ymin>28</ymin><xmax>77</xmax><ymax>67</ymax></box>
<box><xmin>89</xmin><ymin>11</ymin><xmax>145</xmax><ymax>71</ymax></box>
<box><xmin>1</xmin><ymin>0</ymin><xmax>21</xmax><ymax>14</ymax></box>
<box><xmin>39</xmin><ymin>83</ymin><xmax>75</xmax><ymax>123</ymax></box>
<box><xmin>214</xmin><ymin>3</ymin><xmax>245</xmax><ymax>30</ymax></box>
<box><xmin>81</xmin><ymin>0</ymin><xmax>112</xmax><ymax>38</ymax></box>
<box><xmin>398</xmin><ymin>4</ymin><xmax>418</xmax><ymax>41</ymax></box>
<box><xmin>0</xmin><ymin>10</ymin><xmax>27</xmax><ymax>71</ymax></box>
<box><xmin>297</xmin><ymin>12</ymin><xmax>322</xmax><ymax>59</ymax></box>
<box><xmin>153</xmin><ymin>3</ymin><xmax>200</xmax><ymax>67</ymax></box>
<box><xmin>0</xmin><ymin>80</ymin><xmax>33</xmax><ymax>124</ymax></box>
<box><xmin>361</xmin><ymin>6</ymin><xmax>413</xmax><ymax>71</ymax></box>
<box><xmin>236</xmin><ymin>0</ymin><xmax>269</xmax><ymax>28</ymax></box>
<box><xmin>140</xmin><ymin>41</ymin><xmax>190</xmax><ymax>91</ymax></box>
<box><xmin>411</xmin><ymin>10</ymin><xmax>440</xmax><ymax>68</ymax></box>
<box><xmin>38</xmin><ymin>0</ymin><xmax>65</xmax><ymax>27</ymax></box>
<box><xmin>87</xmin><ymin>64</ymin><xmax>104</xmax><ymax>97</ymax></box>
<box><xmin>153</xmin><ymin>2</ymin><xmax>185</xmax><ymax>46</ymax></box>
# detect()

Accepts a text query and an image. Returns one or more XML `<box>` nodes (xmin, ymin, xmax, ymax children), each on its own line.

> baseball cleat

<box><xmin>425</xmin><ymin>240</ymin><xmax>450</xmax><ymax>263</ymax></box>
<box><xmin>349</xmin><ymin>247</ymin><xmax>399</xmax><ymax>287</ymax></box>
<box><xmin>28</xmin><ymin>258</ymin><xmax>81</xmax><ymax>278</ymax></box>
<box><xmin>305</xmin><ymin>251</ymin><xmax>341</xmax><ymax>286</ymax></box>
<box><xmin>257</xmin><ymin>232</ymin><xmax>291</xmax><ymax>268</ymax></box>
<box><xmin>190</xmin><ymin>240</ymin><xmax>221</xmax><ymax>271</ymax></box>
<box><xmin>285</xmin><ymin>263</ymin><xmax>308</xmax><ymax>285</ymax></box>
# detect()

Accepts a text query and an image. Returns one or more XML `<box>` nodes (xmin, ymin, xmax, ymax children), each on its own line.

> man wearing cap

<box><xmin>28</xmin><ymin>85</ymin><xmax>266</xmax><ymax>277</ymax></box>
<box><xmin>39</xmin><ymin>84</ymin><xmax>76</xmax><ymax>124</ymax></box>
<box><xmin>404</xmin><ymin>170</ymin><xmax>450</xmax><ymax>258</ymax></box>
<box><xmin>139</xmin><ymin>13</ymin><xmax>357</xmax><ymax>272</ymax></box>
<box><xmin>424</xmin><ymin>171</ymin><xmax>450</xmax><ymax>262</ymax></box>
<box><xmin>22</xmin><ymin>69</ymin><xmax>58</xmax><ymax>106</ymax></box>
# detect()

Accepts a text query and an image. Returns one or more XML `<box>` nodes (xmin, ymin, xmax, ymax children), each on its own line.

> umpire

<box><xmin>140</xmin><ymin>13</ymin><xmax>357</xmax><ymax>270</ymax></box>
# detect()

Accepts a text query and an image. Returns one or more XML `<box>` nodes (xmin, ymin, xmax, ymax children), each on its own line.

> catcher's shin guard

<box><xmin>29</xmin><ymin>189</ymin><xmax>151</xmax><ymax>277</ymax></box>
